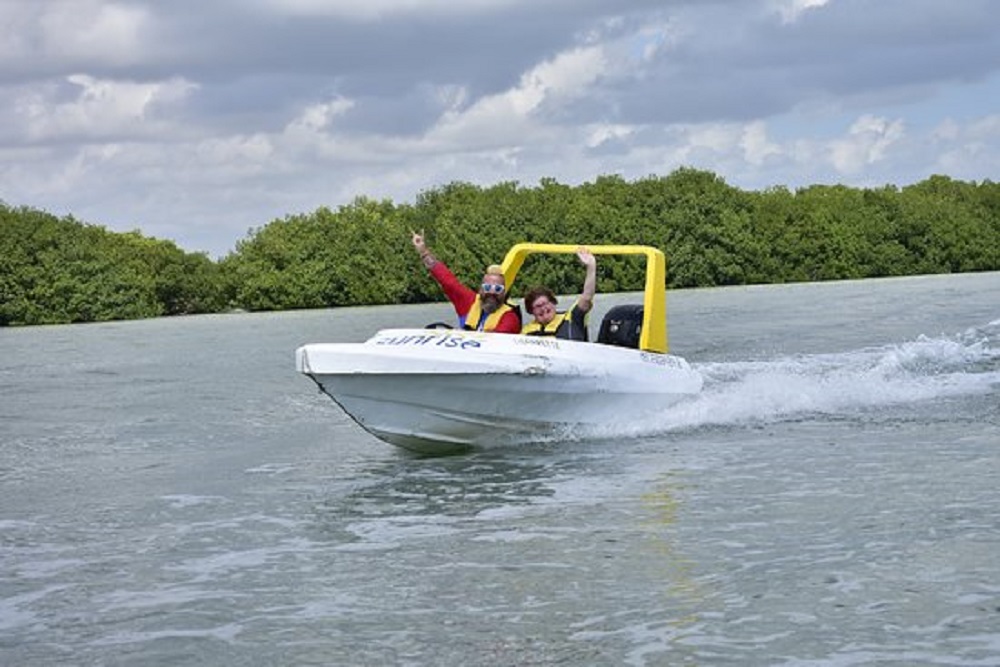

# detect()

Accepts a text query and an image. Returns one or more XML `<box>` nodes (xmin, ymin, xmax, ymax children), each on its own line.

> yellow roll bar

<box><xmin>500</xmin><ymin>243</ymin><xmax>669</xmax><ymax>353</ymax></box>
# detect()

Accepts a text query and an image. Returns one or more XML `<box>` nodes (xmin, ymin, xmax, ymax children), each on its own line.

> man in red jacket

<box><xmin>411</xmin><ymin>231</ymin><xmax>521</xmax><ymax>333</ymax></box>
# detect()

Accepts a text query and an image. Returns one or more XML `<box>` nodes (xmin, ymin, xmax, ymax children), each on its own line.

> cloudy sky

<box><xmin>2</xmin><ymin>0</ymin><xmax>998</xmax><ymax>257</ymax></box>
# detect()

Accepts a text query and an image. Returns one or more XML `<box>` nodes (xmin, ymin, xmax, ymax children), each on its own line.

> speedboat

<box><xmin>296</xmin><ymin>243</ymin><xmax>703</xmax><ymax>454</ymax></box>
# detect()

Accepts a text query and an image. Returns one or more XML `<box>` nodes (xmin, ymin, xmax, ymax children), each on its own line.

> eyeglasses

<box><xmin>481</xmin><ymin>283</ymin><xmax>506</xmax><ymax>294</ymax></box>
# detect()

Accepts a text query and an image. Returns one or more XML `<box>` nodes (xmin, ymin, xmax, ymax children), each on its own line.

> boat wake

<box><xmin>578</xmin><ymin>319</ymin><xmax>1000</xmax><ymax>440</ymax></box>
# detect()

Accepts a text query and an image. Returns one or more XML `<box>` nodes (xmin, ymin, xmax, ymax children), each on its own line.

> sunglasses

<box><xmin>481</xmin><ymin>283</ymin><xmax>506</xmax><ymax>294</ymax></box>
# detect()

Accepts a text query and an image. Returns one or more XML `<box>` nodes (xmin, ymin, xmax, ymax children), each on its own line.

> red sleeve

<box><xmin>429</xmin><ymin>261</ymin><xmax>476</xmax><ymax>317</ymax></box>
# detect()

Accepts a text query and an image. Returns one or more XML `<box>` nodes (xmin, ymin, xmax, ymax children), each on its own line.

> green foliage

<box><xmin>0</xmin><ymin>203</ymin><xmax>224</xmax><ymax>325</ymax></box>
<box><xmin>219</xmin><ymin>197</ymin><xmax>412</xmax><ymax>310</ymax></box>
<box><xmin>3</xmin><ymin>170</ymin><xmax>999</xmax><ymax>326</ymax></box>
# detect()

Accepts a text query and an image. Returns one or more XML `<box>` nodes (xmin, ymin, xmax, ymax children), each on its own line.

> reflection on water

<box><xmin>311</xmin><ymin>447</ymin><xmax>625</xmax><ymax>546</ymax></box>
<box><xmin>301</xmin><ymin>441</ymin><xmax>709</xmax><ymax>665</ymax></box>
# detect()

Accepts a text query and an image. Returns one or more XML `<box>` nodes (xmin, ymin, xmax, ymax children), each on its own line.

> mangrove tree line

<box><xmin>2</xmin><ymin>169</ymin><xmax>998</xmax><ymax>325</ymax></box>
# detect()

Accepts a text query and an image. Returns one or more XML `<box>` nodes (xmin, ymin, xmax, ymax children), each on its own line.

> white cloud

<box><xmin>586</xmin><ymin>124</ymin><xmax>634</xmax><ymax>149</ymax></box>
<box><xmin>829</xmin><ymin>115</ymin><xmax>906</xmax><ymax>174</ymax></box>
<box><xmin>740</xmin><ymin>121</ymin><xmax>782</xmax><ymax>165</ymax></box>
<box><xmin>429</xmin><ymin>45</ymin><xmax>607</xmax><ymax>146</ymax></box>
<box><xmin>287</xmin><ymin>97</ymin><xmax>356</xmax><ymax>133</ymax></box>
<box><xmin>522</xmin><ymin>45</ymin><xmax>608</xmax><ymax>108</ymax></box>
<box><xmin>16</xmin><ymin>75</ymin><xmax>198</xmax><ymax>141</ymax></box>
<box><xmin>770</xmin><ymin>0</ymin><xmax>832</xmax><ymax>24</ymax></box>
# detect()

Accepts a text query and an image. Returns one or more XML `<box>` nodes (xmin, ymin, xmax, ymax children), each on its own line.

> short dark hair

<box><xmin>523</xmin><ymin>286</ymin><xmax>557</xmax><ymax>311</ymax></box>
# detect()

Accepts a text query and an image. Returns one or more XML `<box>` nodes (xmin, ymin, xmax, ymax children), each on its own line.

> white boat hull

<box><xmin>296</xmin><ymin>328</ymin><xmax>702</xmax><ymax>453</ymax></box>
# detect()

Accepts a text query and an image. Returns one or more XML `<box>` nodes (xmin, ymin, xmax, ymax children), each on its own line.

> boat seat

<box><xmin>597</xmin><ymin>305</ymin><xmax>644</xmax><ymax>349</ymax></box>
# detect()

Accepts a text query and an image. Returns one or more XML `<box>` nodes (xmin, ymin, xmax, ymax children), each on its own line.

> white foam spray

<box><xmin>580</xmin><ymin>321</ymin><xmax>1000</xmax><ymax>439</ymax></box>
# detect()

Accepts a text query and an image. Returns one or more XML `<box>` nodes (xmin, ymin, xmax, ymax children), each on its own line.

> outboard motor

<box><xmin>597</xmin><ymin>304</ymin><xmax>644</xmax><ymax>349</ymax></box>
